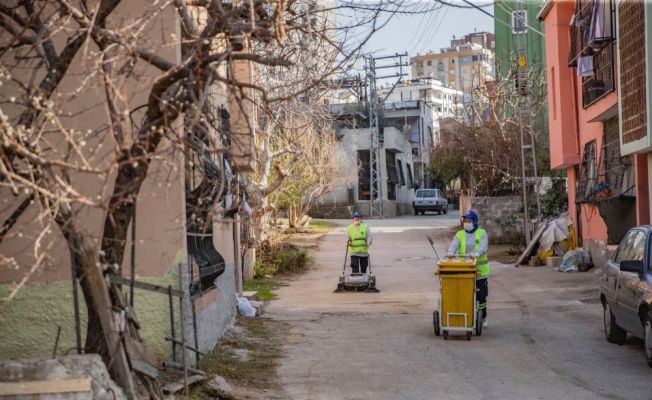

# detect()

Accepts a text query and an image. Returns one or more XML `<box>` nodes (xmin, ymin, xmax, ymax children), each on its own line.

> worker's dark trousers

<box><xmin>476</xmin><ymin>277</ymin><xmax>488</xmax><ymax>318</ymax></box>
<box><xmin>350</xmin><ymin>255</ymin><xmax>369</xmax><ymax>274</ymax></box>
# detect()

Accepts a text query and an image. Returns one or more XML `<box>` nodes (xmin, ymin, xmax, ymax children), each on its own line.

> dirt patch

<box><xmin>489</xmin><ymin>244</ymin><xmax>521</xmax><ymax>264</ymax></box>
<box><xmin>196</xmin><ymin>316</ymin><xmax>288</xmax><ymax>398</ymax></box>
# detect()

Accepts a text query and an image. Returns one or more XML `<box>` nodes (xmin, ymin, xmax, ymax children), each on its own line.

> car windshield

<box><xmin>416</xmin><ymin>190</ymin><xmax>437</xmax><ymax>198</ymax></box>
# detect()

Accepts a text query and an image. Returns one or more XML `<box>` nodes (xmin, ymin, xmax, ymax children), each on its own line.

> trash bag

<box><xmin>556</xmin><ymin>249</ymin><xmax>590</xmax><ymax>273</ymax></box>
<box><xmin>237</xmin><ymin>297</ymin><xmax>256</xmax><ymax>317</ymax></box>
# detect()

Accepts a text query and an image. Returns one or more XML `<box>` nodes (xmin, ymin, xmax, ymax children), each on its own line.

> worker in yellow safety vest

<box><xmin>347</xmin><ymin>210</ymin><xmax>373</xmax><ymax>274</ymax></box>
<box><xmin>446</xmin><ymin>210</ymin><xmax>490</xmax><ymax>327</ymax></box>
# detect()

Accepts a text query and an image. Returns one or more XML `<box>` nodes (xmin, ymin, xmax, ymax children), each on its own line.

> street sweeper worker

<box><xmin>347</xmin><ymin>211</ymin><xmax>373</xmax><ymax>274</ymax></box>
<box><xmin>446</xmin><ymin>210</ymin><xmax>489</xmax><ymax>327</ymax></box>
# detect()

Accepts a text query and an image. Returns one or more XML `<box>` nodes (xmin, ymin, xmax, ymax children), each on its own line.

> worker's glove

<box><xmin>469</xmin><ymin>252</ymin><xmax>479</xmax><ymax>258</ymax></box>
<box><xmin>446</xmin><ymin>253</ymin><xmax>454</xmax><ymax>259</ymax></box>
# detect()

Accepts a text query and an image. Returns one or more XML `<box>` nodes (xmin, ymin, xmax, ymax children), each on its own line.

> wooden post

<box><xmin>85</xmin><ymin>263</ymin><xmax>136</xmax><ymax>399</ymax></box>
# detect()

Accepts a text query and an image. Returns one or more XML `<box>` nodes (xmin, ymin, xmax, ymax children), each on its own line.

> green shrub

<box><xmin>254</xmin><ymin>242</ymin><xmax>312</xmax><ymax>278</ymax></box>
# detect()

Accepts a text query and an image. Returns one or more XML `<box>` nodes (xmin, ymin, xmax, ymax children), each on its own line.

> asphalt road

<box><xmin>266</xmin><ymin>215</ymin><xmax>652</xmax><ymax>400</ymax></box>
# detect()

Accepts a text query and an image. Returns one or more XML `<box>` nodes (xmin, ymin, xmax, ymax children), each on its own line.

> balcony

<box><xmin>581</xmin><ymin>44</ymin><xmax>614</xmax><ymax>107</ymax></box>
<box><xmin>568</xmin><ymin>0</ymin><xmax>614</xmax><ymax>67</ymax></box>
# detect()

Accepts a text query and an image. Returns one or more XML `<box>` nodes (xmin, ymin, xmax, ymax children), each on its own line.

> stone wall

<box><xmin>471</xmin><ymin>196</ymin><xmax>523</xmax><ymax>244</ymax></box>
<box><xmin>0</xmin><ymin>355</ymin><xmax>126</xmax><ymax>400</ymax></box>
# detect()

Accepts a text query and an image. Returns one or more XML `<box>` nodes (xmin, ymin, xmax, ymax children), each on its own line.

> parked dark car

<box><xmin>599</xmin><ymin>226</ymin><xmax>652</xmax><ymax>367</ymax></box>
<box><xmin>413</xmin><ymin>189</ymin><xmax>448</xmax><ymax>215</ymax></box>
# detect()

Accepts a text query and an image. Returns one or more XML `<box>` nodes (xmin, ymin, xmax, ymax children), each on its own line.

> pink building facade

<box><xmin>539</xmin><ymin>0</ymin><xmax>650</xmax><ymax>267</ymax></box>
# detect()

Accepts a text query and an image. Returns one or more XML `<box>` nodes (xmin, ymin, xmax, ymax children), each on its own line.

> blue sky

<box><xmin>336</xmin><ymin>1</ymin><xmax>494</xmax><ymax>79</ymax></box>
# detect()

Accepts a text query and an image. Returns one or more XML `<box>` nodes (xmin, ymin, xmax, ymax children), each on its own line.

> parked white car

<box><xmin>413</xmin><ymin>189</ymin><xmax>448</xmax><ymax>215</ymax></box>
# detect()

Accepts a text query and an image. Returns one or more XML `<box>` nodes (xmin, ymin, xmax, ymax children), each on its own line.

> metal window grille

<box><xmin>576</xmin><ymin>140</ymin><xmax>598</xmax><ymax>203</ymax></box>
<box><xmin>568</xmin><ymin>0</ymin><xmax>615</xmax><ymax>67</ymax></box>
<box><xmin>582</xmin><ymin>44</ymin><xmax>615</xmax><ymax>107</ymax></box>
<box><xmin>596</xmin><ymin>118</ymin><xmax>634</xmax><ymax>200</ymax></box>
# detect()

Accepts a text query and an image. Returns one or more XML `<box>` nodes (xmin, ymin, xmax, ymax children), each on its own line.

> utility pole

<box><xmin>364</xmin><ymin>53</ymin><xmax>409</xmax><ymax>218</ymax></box>
<box><xmin>513</xmin><ymin>0</ymin><xmax>541</xmax><ymax>244</ymax></box>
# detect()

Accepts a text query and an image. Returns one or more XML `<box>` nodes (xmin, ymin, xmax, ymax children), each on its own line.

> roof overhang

<box><xmin>537</xmin><ymin>0</ymin><xmax>554</xmax><ymax>21</ymax></box>
<box><xmin>588</xmin><ymin>103</ymin><xmax>618</xmax><ymax>123</ymax></box>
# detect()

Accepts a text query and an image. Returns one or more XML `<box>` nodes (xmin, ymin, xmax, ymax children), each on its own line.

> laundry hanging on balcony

<box><xmin>577</xmin><ymin>56</ymin><xmax>594</xmax><ymax>77</ymax></box>
<box><xmin>589</xmin><ymin>0</ymin><xmax>605</xmax><ymax>43</ymax></box>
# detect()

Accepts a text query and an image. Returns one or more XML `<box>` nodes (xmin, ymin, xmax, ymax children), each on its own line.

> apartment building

<box><xmin>538</xmin><ymin>0</ymin><xmax>652</xmax><ymax>267</ymax></box>
<box><xmin>411</xmin><ymin>36</ymin><xmax>495</xmax><ymax>93</ymax></box>
<box><xmin>378</xmin><ymin>78</ymin><xmax>464</xmax><ymax>144</ymax></box>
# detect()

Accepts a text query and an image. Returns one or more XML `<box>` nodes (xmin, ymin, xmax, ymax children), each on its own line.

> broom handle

<box><xmin>343</xmin><ymin>240</ymin><xmax>350</xmax><ymax>275</ymax></box>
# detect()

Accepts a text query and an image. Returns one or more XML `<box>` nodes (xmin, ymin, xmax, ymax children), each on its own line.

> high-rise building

<box><xmin>411</xmin><ymin>33</ymin><xmax>495</xmax><ymax>93</ymax></box>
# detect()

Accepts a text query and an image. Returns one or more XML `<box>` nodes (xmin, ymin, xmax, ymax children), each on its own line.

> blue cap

<box><xmin>462</xmin><ymin>210</ymin><xmax>479</xmax><ymax>231</ymax></box>
<box><xmin>352</xmin><ymin>211</ymin><xmax>362</xmax><ymax>218</ymax></box>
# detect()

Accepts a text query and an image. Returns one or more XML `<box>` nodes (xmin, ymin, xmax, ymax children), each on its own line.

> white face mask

<box><xmin>354</xmin><ymin>220</ymin><xmax>361</xmax><ymax>226</ymax></box>
<box><xmin>463</xmin><ymin>222</ymin><xmax>474</xmax><ymax>231</ymax></box>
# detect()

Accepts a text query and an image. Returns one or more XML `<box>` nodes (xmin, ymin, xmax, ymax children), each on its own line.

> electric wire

<box><xmin>461</xmin><ymin>0</ymin><xmax>544</xmax><ymax>36</ymax></box>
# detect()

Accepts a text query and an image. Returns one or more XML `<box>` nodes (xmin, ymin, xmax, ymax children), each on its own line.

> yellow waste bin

<box><xmin>433</xmin><ymin>257</ymin><xmax>483</xmax><ymax>340</ymax></box>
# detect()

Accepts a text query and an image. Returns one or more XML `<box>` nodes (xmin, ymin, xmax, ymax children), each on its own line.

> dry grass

<box><xmin>199</xmin><ymin>316</ymin><xmax>288</xmax><ymax>389</ymax></box>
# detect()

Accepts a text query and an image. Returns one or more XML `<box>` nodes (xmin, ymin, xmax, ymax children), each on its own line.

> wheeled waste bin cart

<box><xmin>433</xmin><ymin>256</ymin><xmax>483</xmax><ymax>340</ymax></box>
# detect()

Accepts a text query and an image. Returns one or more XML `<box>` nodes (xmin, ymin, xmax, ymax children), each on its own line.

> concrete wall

<box><xmin>471</xmin><ymin>196</ymin><xmax>523</xmax><ymax>244</ymax></box>
<box><xmin>180</xmin><ymin>263</ymin><xmax>237</xmax><ymax>366</ymax></box>
<box><xmin>543</xmin><ymin>1</ymin><xmax>581</xmax><ymax>169</ymax></box>
<box><xmin>313</xmin><ymin>127</ymin><xmax>416</xmax><ymax>218</ymax></box>
<box><xmin>0</xmin><ymin>1</ymin><xmax>240</xmax><ymax>363</ymax></box>
<box><xmin>0</xmin><ymin>260</ymin><xmax>183</xmax><ymax>360</ymax></box>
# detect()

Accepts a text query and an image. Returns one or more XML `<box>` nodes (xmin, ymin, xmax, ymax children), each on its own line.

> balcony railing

<box><xmin>568</xmin><ymin>0</ymin><xmax>615</xmax><ymax>67</ymax></box>
<box><xmin>582</xmin><ymin>44</ymin><xmax>614</xmax><ymax>107</ymax></box>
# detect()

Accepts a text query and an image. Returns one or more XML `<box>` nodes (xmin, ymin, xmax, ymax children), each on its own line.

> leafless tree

<box><xmin>431</xmin><ymin>64</ymin><xmax>549</xmax><ymax>198</ymax></box>
<box><xmin>0</xmin><ymin>0</ymin><xmax>427</xmax><ymax>395</ymax></box>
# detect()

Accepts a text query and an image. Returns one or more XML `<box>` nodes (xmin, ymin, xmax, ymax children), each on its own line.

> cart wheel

<box><xmin>475</xmin><ymin>311</ymin><xmax>483</xmax><ymax>336</ymax></box>
<box><xmin>466</xmin><ymin>331</ymin><xmax>472</xmax><ymax>341</ymax></box>
<box><xmin>433</xmin><ymin>311</ymin><xmax>440</xmax><ymax>336</ymax></box>
<box><xmin>443</xmin><ymin>330</ymin><xmax>448</xmax><ymax>340</ymax></box>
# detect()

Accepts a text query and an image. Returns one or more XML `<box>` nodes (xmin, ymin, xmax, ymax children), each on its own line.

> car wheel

<box><xmin>604</xmin><ymin>303</ymin><xmax>626</xmax><ymax>344</ymax></box>
<box><xmin>433</xmin><ymin>310</ymin><xmax>440</xmax><ymax>336</ymax></box>
<box><xmin>443</xmin><ymin>206</ymin><xmax>448</xmax><ymax>214</ymax></box>
<box><xmin>644</xmin><ymin>314</ymin><xmax>652</xmax><ymax>368</ymax></box>
<box><xmin>414</xmin><ymin>208</ymin><xmax>418</xmax><ymax>216</ymax></box>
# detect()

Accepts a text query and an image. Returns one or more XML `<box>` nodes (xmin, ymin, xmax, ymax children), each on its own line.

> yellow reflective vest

<box><xmin>348</xmin><ymin>223</ymin><xmax>369</xmax><ymax>254</ymax></box>
<box><xmin>456</xmin><ymin>228</ymin><xmax>490</xmax><ymax>277</ymax></box>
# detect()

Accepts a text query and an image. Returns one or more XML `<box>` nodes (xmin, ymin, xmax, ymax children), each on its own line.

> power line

<box><xmin>459</xmin><ymin>0</ymin><xmax>544</xmax><ymax>36</ymax></box>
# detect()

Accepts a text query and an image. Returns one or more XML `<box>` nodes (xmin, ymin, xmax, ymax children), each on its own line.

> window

<box><xmin>427</xmin><ymin>60</ymin><xmax>432</xmax><ymax>66</ymax></box>
<box><xmin>581</xmin><ymin>44</ymin><xmax>615</xmax><ymax>108</ymax></box>
<box><xmin>357</xmin><ymin>150</ymin><xmax>372</xmax><ymax>201</ymax></box>
<box><xmin>577</xmin><ymin>140</ymin><xmax>598</xmax><ymax>203</ymax></box>
<box><xmin>397</xmin><ymin>159</ymin><xmax>406</xmax><ymax>186</ymax></box>
<box><xmin>386</xmin><ymin>151</ymin><xmax>398</xmax><ymax>200</ymax></box>
<box><xmin>615</xmin><ymin>230</ymin><xmax>645</xmax><ymax>263</ymax></box>
<box><xmin>472</xmin><ymin>55</ymin><xmax>478</xmax><ymax>61</ymax></box>
<box><xmin>568</xmin><ymin>0</ymin><xmax>614</xmax><ymax>66</ymax></box>
<box><xmin>512</xmin><ymin>10</ymin><xmax>528</xmax><ymax>33</ymax></box>
<box><xmin>416</xmin><ymin>190</ymin><xmax>438</xmax><ymax>198</ymax></box>
<box><xmin>416</xmin><ymin>61</ymin><xmax>423</xmax><ymax>68</ymax></box>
